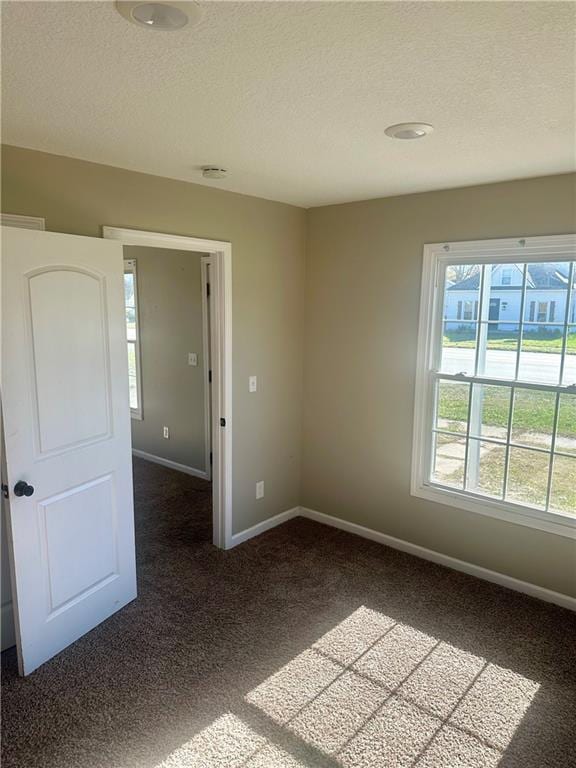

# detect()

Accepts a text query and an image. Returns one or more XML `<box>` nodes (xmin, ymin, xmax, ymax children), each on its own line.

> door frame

<box><xmin>200</xmin><ymin>257</ymin><xmax>212</xmax><ymax>482</ymax></box>
<box><xmin>102</xmin><ymin>227</ymin><xmax>232</xmax><ymax>549</ymax></box>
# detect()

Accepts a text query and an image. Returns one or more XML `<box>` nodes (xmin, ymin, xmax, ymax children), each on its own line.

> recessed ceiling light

<box><xmin>385</xmin><ymin>123</ymin><xmax>434</xmax><ymax>140</ymax></box>
<box><xmin>202</xmin><ymin>166</ymin><xmax>228</xmax><ymax>180</ymax></box>
<box><xmin>115</xmin><ymin>2</ymin><xmax>201</xmax><ymax>31</ymax></box>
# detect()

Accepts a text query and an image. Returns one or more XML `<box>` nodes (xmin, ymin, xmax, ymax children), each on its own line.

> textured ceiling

<box><xmin>1</xmin><ymin>1</ymin><xmax>575</xmax><ymax>207</ymax></box>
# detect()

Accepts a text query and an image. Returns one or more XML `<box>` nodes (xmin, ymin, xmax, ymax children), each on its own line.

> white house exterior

<box><xmin>444</xmin><ymin>263</ymin><xmax>575</xmax><ymax>332</ymax></box>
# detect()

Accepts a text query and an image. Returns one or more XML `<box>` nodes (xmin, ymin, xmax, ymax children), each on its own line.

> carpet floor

<box><xmin>1</xmin><ymin>457</ymin><xmax>575</xmax><ymax>768</ymax></box>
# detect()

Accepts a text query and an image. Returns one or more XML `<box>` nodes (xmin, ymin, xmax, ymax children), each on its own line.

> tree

<box><xmin>446</xmin><ymin>264</ymin><xmax>479</xmax><ymax>285</ymax></box>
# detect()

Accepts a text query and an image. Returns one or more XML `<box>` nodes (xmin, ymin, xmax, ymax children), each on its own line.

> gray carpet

<box><xmin>1</xmin><ymin>457</ymin><xmax>575</xmax><ymax>768</ymax></box>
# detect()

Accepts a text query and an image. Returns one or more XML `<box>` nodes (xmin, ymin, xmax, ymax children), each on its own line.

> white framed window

<box><xmin>412</xmin><ymin>235</ymin><xmax>576</xmax><ymax>538</ymax></box>
<box><xmin>124</xmin><ymin>259</ymin><xmax>143</xmax><ymax>420</ymax></box>
<box><xmin>501</xmin><ymin>267</ymin><xmax>513</xmax><ymax>285</ymax></box>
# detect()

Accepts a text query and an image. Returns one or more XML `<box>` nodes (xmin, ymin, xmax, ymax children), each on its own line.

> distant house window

<box><xmin>537</xmin><ymin>302</ymin><xmax>548</xmax><ymax>323</ymax></box>
<box><xmin>501</xmin><ymin>268</ymin><xmax>513</xmax><ymax>285</ymax></box>
<box><xmin>124</xmin><ymin>259</ymin><xmax>143</xmax><ymax>419</ymax></box>
<box><xmin>458</xmin><ymin>300</ymin><xmax>478</xmax><ymax>321</ymax></box>
<box><xmin>412</xmin><ymin>236</ymin><xmax>576</xmax><ymax>539</ymax></box>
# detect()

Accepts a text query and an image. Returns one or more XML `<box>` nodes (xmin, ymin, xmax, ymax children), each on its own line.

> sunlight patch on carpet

<box><xmin>246</xmin><ymin>606</ymin><xmax>540</xmax><ymax>766</ymax></box>
<box><xmin>157</xmin><ymin>606</ymin><xmax>540</xmax><ymax>767</ymax></box>
<box><xmin>156</xmin><ymin>713</ymin><xmax>306</xmax><ymax>768</ymax></box>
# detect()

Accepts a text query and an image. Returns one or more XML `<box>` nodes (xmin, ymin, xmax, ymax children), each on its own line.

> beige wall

<box><xmin>1</xmin><ymin>145</ymin><xmax>307</xmax><ymax>535</ymax></box>
<box><xmin>303</xmin><ymin>173</ymin><xmax>576</xmax><ymax>597</ymax></box>
<box><xmin>126</xmin><ymin>246</ymin><xmax>207</xmax><ymax>472</ymax></box>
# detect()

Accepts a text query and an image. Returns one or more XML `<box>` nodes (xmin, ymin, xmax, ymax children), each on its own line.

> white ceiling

<box><xmin>2</xmin><ymin>1</ymin><xmax>575</xmax><ymax>208</ymax></box>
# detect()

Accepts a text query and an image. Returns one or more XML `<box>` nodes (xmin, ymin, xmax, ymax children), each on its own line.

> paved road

<box><xmin>442</xmin><ymin>347</ymin><xmax>576</xmax><ymax>385</ymax></box>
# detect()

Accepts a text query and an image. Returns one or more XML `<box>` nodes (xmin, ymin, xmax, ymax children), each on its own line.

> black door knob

<box><xmin>14</xmin><ymin>481</ymin><xmax>34</xmax><ymax>497</ymax></box>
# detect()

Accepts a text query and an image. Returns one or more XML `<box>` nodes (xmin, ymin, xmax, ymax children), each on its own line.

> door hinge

<box><xmin>220</xmin><ymin>417</ymin><xmax>226</xmax><ymax>427</ymax></box>
<box><xmin>1</xmin><ymin>484</ymin><xmax>9</xmax><ymax>499</ymax></box>
<box><xmin>208</xmin><ymin>370</ymin><xmax>212</xmax><ymax>383</ymax></box>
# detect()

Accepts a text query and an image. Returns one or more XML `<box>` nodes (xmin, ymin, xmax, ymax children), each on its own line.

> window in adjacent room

<box><xmin>124</xmin><ymin>258</ymin><xmax>143</xmax><ymax>419</ymax></box>
<box><xmin>412</xmin><ymin>235</ymin><xmax>575</xmax><ymax>537</ymax></box>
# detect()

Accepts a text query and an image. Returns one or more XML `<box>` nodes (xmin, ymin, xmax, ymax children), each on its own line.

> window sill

<box><xmin>411</xmin><ymin>481</ymin><xmax>576</xmax><ymax>539</ymax></box>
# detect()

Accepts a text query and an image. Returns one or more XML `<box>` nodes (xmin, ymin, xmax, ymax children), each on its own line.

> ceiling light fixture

<box><xmin>115</xmin><ymin>2</ymin><xmax>201</xmax><ymax>31</ymax></box>
<box><xmin>202</xmin><ymin>166</ymin><xmax>228</xmax><ymax>180</ymax></box>
<box><xmin>384</xmin><ymin>123</ymin><xmax>434</xmax><ymax>140</ymax></box>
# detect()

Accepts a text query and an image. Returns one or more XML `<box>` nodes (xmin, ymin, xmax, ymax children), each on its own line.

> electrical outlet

<box><xmin>256</xmin><ymin>480</ymin><xmax>264</xmax><ymax>499</ymax></box>
<box><xmin>163</xmin><ymin>426</ymin><xmax>170</xmax><ymax>439</ymax></box>
<box><xmin>188</xmin><ymin>352</ymin><xmax>198</xmax><ymax>366</ymax></box>
<box><xmin>249</xmin><ymin>375</ymin><xmax>257</xmax><ymax>393</ymax></box>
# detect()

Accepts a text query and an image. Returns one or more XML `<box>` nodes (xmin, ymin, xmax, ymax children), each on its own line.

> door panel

<box><xmin>1</xmin><ymin>226</ymin><xmax>137</xmax><ymax>675</ymax></box>
<box><xmin>28</xmin><ymin>267</ymin><xmax>112</xmax><ymax>454</ymax></box>
<box><xmin>40</xmin><ymin>474</ymin><xmax>117</xmax><ymax>615</ymax></box>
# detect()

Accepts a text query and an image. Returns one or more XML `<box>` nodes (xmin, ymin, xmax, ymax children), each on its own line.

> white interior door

<box><xmin>1</xmin><ymin>226</ymin><xmax>137</xmax><ymax>675</ymax></box>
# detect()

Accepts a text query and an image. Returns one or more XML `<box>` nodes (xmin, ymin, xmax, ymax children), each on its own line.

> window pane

<box><xmin>478</xmin><ymin>323</ymin><xmax>520</xmax><ymax>379</ymax></box>
<box><xmin>466</xmin><ymin>439</ymin><xmax>506</xmax><ymax>499</ymax></box>
<box><xmin>432</xmin><ymin>434</ymin><xmax>466</xmax><ymax>489</ymax></box>
<box><xmin>441</xmin><ymin>322</ymin><xmax>477</xmax><ymax>375</ymax></box>
<box><xmin>124</xmin><ymin>272</ymin><xmax>135</xmax><ymax>307</ymax></box>
<box><xmin>510</xmin><ymin>389</ymin><xmax>555</xmax><ymax>450</ymax></box>
<box><xmin>127</xmin><ymin>341</ymin><xmax>136</xmax><ymax>376</ymax></box>
<box><xmin>127</xmin><ymin>341</ymin><xmax>138</xmax><ymax>410</ymax></box>
<box><xmin>486</xmin><ymin>263</ymin><xmax>524</xmax><ymax>325</ymax></box>
<box><xmin>549</xmin><ymin>455</ymin><xmax>576</xmax><ymax>516</ymax></box>
<box><xmin>506</xmin><ymin>447</ymin><xmax>550</xmax><ymax>509</ymax></box>
<box><xmin>556</xmin><ymin>394</ymin><xmax>576</xmax><ymax>456</ymax></box>
<box><xmin>129</xmin><ymin>377</ymin><xmax>138</xmax><ymax>410</ymax></box>
<box><xmin>126</xmin><ymin>307</ymin><xmax>136</xmax><ymax>341</ymax></box>
<box><xmin>518</xmin><ymin>325</ymin><xmax>564</xmax><ymax>385</ymax></box>
<box><xmin>522</xmin><ymin>261</ymin><xmax>571</xmax><ymax>317</ymax></box>
<box><xmin>468</xmin><ymin>384</ymin><xmax>510</xmax><ymax>441</ymax></box>
<box><xmin>563</xmin><ymin>325</ymin><xmax>576</xmax><ymax>385</ymax></box>
<box><xmin>435</xmin><ymin>381</ymin><xmax>469</xmax><ymax>434</ymax></box>
<box><xmin>442</xmin><ymin>264</ymin><xmax>481</xmax><ymax>374</ymax></box>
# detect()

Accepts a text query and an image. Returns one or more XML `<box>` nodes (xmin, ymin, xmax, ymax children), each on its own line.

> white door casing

<box><xmin>1</xmin><ymin>226</ymin><xmax>137</xmax><ymax>675</ymax></box>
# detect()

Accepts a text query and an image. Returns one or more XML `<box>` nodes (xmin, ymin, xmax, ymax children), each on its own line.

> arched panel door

<box><xmin>1</xmin><ymin>226</ymin><xmax>136</xmax><ymax>675</ymax></box>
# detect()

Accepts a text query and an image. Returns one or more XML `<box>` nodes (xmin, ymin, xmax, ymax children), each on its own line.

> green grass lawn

<box><xmin>439</xmin><ymin>442</ymin><xmax>575</xmax><ymax>515</ymax></box>
<box><xmin>444</xmin><ymin>328</ymin><xmax>576</xmax><ymax>355</ymax></box>
<box><xmin>437</xmin><ymin>382</ymin><xmax>575</xmax><ymax>442</ymax></box>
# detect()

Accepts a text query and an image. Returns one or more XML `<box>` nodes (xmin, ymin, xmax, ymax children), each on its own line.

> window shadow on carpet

<box><xmin>156</xmin><ymin>605</ymin><xmax>547</xmax><ymax>767</ymax></box>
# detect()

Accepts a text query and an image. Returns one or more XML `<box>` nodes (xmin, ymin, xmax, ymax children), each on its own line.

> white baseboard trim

<box><xmin>230</xmin><ymin>507</ymin><xmax>300</xmax><ymax>548</ymax></box>
<box><xmin>1</xmin><ymin>600</ymin><xmax>16</xmax><ymax>651</ymax></box>
<box><xmin>299</xmin><ymin>507</ymin><xmax>576</xmax><ymax>612</ymax></box>
<box><xmin>132</xmin><ymin>449</ymin><xmax>208</xmax><ymax>480</ymax></box>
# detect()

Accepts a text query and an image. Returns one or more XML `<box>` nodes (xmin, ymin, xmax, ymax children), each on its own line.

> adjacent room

<box><xmin>124</xmin><ymin>244</ymin><xmax>214</xmax><ymax>536</ymax></box>
<box><xmin>1</xmin><ymin>2</ymin><xmax>575</xmax><ymax>768</ymax></box>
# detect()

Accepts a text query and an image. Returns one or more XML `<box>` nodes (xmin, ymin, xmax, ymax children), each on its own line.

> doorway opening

<box><xmin>122</xmin><ymin>245</ymin><xmax>214</xmax><ymax>552</ymax></box>
<box><xmin>103</xmin><ymin>227</ymin><xmax>233</xmax><ymax>551</ymax></box>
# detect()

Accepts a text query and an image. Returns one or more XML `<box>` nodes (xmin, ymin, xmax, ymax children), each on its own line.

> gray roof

<box><xmin>448</xmin><ymin>263</ymin><xmax>571</xmax><ymax>291</ymax></box>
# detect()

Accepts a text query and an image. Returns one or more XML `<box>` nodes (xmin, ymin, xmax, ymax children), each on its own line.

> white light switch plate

<box><xmin>249</xmin><ymin>375</ymin><xmax>257</xmax><ymax>393</ymax></box>
<box><xmin>256</xmin><ymin>481</ymin><xmax>264</xmax><ymax>499</ymax></box>
<box><xmin>188</xmin><ymin>352</ymin><xmax>198</xmax><ymax>366</ymax></box>
<box><xmin>163</xmin><ymin>426</ymin><xmax>170</xmax><ymax>439</ymax></box>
